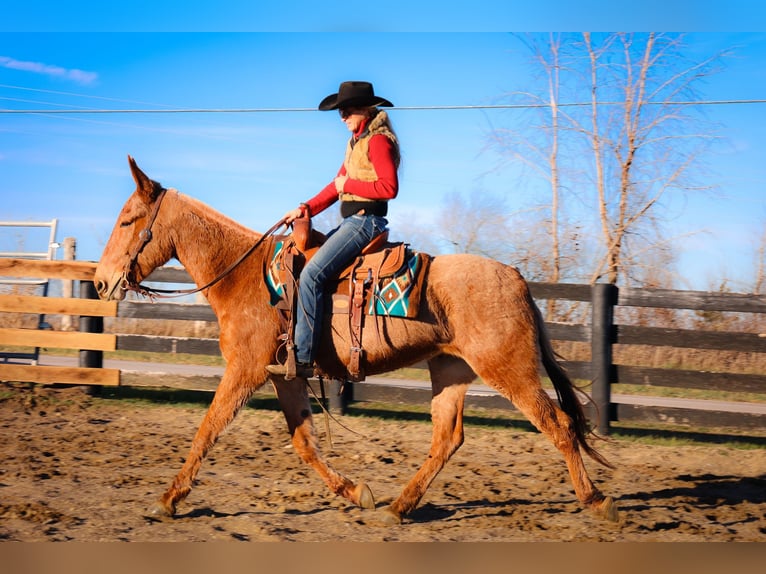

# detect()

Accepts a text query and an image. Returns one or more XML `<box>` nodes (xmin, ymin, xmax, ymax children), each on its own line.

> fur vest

<box><xmin>340</xmin><ymin>110</ymin><xmax>400</xmax><ymax>203</ymax></box>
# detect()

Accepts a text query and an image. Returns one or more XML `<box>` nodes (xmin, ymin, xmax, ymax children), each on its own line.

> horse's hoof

<box><xmin>354</xmin><ymin>483</ymin><xmax>376</xmax><ymax>510</ymax></box>
<box><xmin>592</xmin><ymin>496</ymin><xmax>620</xmax><ymax>523</ymax></box>
<box><xmin>380</xmin><ymin>506</ymin><xmax>402</xmax><ymax>525</ymax></box>
<box><xmin>146</xmin><ymin>499</ymin><xmax>175</xmax><ymax>519</ymax></box>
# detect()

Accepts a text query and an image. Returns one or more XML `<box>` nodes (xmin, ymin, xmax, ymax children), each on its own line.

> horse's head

<box><xmin>94</xmin><ymin>156</ymin><xmax>175</xmax><ymax>301</ymax></box>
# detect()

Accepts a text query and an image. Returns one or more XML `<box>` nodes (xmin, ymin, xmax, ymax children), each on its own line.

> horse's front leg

<box><xmin>272</xmin><ymin>377</ymin><xmax>375</xmax><ymax>510</ymax></box>
<box><xmin>148</xmin><ymin>365</ymin><xmax>258</xmax><ymax>518</ymax></box>
<box><xmin>384</xmin><ymin>380</ymin><xmax>469</xmax><ymax>524</ymax></box>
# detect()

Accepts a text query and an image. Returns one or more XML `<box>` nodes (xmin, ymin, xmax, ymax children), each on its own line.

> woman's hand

<box><xmin>334</xmin><ymin>175</ymin><xmax>348</xmax><ymax>193</ymax></box>
<box><xmin>283</xmin><ymin>207</ymin><xmax>305</xmax><ymax>225</ymax></box>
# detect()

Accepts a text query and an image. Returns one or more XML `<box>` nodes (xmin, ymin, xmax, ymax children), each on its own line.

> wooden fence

<box><xmin>1</xmin><ymin>257</ymin><xmax>765</xmax><ymax>434</ymax></box>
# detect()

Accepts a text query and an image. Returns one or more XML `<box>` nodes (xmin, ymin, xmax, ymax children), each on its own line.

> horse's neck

<box><xmin>166</xmin><ymin>192</ymin><xmax>263</xmax><ymax>298</ymax></box>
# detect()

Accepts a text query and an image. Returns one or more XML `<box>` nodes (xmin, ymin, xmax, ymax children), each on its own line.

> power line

<box><xmin>0</xmin><ymin>83</ymin><xmax>178</xmax><ymax>108</ymax></box>
<box><xmin>1</xmin><ymin>99</ymin><xmax>764</xmax><ymax>114</ymax></box>
<box><xmin>0</xmin><ymin>107</ymin><xmax>315</xmax><ymax>114</ymax></box>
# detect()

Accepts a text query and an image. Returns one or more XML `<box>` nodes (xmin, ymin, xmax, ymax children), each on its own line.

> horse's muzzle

<box><xmin>94</xmin><ymin>270</ymin><xmax>128</xmax><ymax>301</ymax></box>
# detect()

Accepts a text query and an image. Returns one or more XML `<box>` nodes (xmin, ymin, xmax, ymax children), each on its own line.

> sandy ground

<box><xmin>1</xmin><ymin>382</ymin><xmax>764</xmax><ymax>542</ymax></box>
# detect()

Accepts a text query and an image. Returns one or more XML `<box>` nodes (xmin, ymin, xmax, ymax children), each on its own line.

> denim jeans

<box><xmin>294</xmin><ymin>213</ymin><xmax>388</xmax><ymax>364</ymax></box>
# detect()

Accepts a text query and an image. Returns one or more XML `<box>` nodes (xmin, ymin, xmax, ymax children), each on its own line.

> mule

<box><xmin>94</xmin><ymin>156</ymin><xmax>618</xmax><ymax>524</ymax></box>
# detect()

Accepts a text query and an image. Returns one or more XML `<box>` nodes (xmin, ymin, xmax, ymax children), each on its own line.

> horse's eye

<box><xmin>120</xmin><ymin>220</ymin><xmax>133</xmax><ymax>228</ymax></box>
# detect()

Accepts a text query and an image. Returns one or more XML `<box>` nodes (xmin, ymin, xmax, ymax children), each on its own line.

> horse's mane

<box><xmin>171</xmin><ymin>190</ymin><xmax>264</xmax><ymax>242</ymax></box>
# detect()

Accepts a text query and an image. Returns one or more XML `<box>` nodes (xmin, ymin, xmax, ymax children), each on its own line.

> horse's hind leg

<box><xmin>483</xmin><ymin>365</ymin><xmax>610</xmax><ymax>516</ymax></box>
<box><xmin>149</xmin><ymin>365</ymin><xmax>257</xmax><ymax>517</ymax></box>
<box><xmin>384</xmin><ymin>355</ymin><xmax>474</xmax><ymax>524</ymax></box>
<box><xmin>272</xmin><ymin>377</ymin><xmax>374</xmax><ymax>510</ymax></box>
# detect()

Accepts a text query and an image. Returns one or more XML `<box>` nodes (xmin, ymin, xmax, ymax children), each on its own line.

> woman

<box><xmin>266</xmin><ymin>81</ymin><xmax>400</xmax><ymax>379</ymax></box>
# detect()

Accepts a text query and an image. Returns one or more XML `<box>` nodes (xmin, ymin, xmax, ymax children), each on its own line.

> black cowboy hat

<box><xmin>318</xmin><ymin>81</ymin><xmax>394</xmax><ymax>111</ymax></box>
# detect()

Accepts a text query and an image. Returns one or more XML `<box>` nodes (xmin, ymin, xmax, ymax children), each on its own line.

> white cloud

<box><xmin>0</xmin><ymin>56</ymin><xmax>97</xmax><ymax>85</ymax></box>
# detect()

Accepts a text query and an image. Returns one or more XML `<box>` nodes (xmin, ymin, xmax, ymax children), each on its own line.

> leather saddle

<box><xmin>272</xmin><ymin>215</ymin><xmax>409</xmax><ymax>381</ymax></box>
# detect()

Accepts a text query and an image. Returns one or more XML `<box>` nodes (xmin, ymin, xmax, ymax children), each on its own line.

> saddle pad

<box><xmin>367</xmin><ymin>251</ymin><xmax>426</xmax><ymax>317</ymax></box>
<box><xmin>265</xmin><ymin>239</ymin><xmax>288</xmax><ymax>305</ymax></box>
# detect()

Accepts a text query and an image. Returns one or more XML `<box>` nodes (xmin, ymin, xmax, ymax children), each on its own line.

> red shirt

<box><xmin>304</xmin><ymin>123</ymin><xmax>399</xmax><ymax>216</ymax></box>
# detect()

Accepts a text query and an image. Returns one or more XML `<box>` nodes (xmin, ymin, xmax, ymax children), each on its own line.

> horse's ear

<box><xmin>128</xmin><ymin>155</ymin><xmax>163</xmax><ymax>203</ymax></box>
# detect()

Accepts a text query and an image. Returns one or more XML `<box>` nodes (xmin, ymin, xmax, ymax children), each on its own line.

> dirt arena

<box><xmin>1</xmin><ymin>382</ymin><xmax>764</xmax><ymax>542</ymax></box>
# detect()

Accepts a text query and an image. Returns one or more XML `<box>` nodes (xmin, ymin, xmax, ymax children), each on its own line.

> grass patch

<box><xmin>103</xmin><ymin>350</ymin><xmax>225</xmax><ymax>367</ymax></box>
<box><xmin>608</xmin><ymin>420</ymin><xmax>766</xmax><ymax>450</ymax></box>
<box><xmin>1</xmin><ymin>346</ymin><xmax>226</xmax><ymax>367</ymax></box>
<box><xmin>611</xmin><ymin>382</ymin><xmax>766</xmax><ymax>404</ymax></box>
<box><xmin>374</xmin><ymin>367</ymin><xmax>431</xmax><ymax>381</ymax></box>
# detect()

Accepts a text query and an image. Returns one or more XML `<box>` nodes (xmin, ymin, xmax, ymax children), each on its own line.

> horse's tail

<box><xmin>532</xmin><ymin>299</ymin><xmax>614</xmax><ymax>469</ymax></box>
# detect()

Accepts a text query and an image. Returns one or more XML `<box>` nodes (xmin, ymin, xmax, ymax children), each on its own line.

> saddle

<box><xmin>268</xmin><ymin>216</ymin><xmax>425</xmax><ymax>381</ymax></box>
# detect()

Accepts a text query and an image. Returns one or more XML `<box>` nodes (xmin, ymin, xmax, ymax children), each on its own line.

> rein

<box><xmin>121</xmin><ymin>188</ymin><xmax>287</xmax><ymax>299</ymax></box>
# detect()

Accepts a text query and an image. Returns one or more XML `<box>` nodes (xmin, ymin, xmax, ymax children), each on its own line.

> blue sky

<box><xmin>1</xmin><ymin>3</ymin><xmax>765</xmax><ymax>291</ymax></box>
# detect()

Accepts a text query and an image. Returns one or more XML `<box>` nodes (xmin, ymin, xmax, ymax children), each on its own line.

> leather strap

<box><xmin>348</xmin><ymin>265</ymin><xmax>370</xmax><ymax>381</ymax></box>
<box><xmin>123</xmin><ymin>188</ymin><xmax>167</xmax><ymax>282</ymax></box>
<box><xmin>282</xmin><ymin>250</ymin><xmax>303</xmax><ymax>380</ymax></box>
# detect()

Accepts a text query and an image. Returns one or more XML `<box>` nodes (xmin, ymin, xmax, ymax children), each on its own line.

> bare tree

<box><xmin>489</xmin><ymin>33</ymin><xmax>726</xmax><ymax>288</ymax></box>
<box><xmin>436</xmin><ymin>190</ymin><xmax>514</xmax><ymax>262</ymax></box>
<box><xmin>581</xmin><ymin>33</ymin><xmax>721</xmax><ymax>284</ymax></box>
<box><xmin>486</xmin><ymin>33</ymin><xmax>573</xmax><ymax>286</ymax></box>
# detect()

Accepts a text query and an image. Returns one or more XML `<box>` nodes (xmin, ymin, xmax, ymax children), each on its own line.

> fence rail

<box><xmin>1</xmin><ymin>257</ymin><xmax>765</xmax><ymax>434</ymax></box>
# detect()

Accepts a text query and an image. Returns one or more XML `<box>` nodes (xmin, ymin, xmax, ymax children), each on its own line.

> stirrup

<box><xmin>265</xmin><ymin>362</ymin><xmax>315</xmax><ymax>380</ymax></box>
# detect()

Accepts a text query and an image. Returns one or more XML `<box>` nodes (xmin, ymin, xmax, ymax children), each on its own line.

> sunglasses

<box><xmin>339</xmin><ymin>107</ymin><xmax>360</xmax><ymax>119</ymax></box>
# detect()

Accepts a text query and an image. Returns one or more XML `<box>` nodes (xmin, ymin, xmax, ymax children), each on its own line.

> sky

<box><xmin>1</xmin><ymin>2</ymin><xmax>765</xmax><ymax>292</ymax></box>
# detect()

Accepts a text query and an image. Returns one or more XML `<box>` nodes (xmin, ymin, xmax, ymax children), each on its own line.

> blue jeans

<box><xmin>294</xmin><ymin>213</ymin><xmax>388</xmax><ymax>364</ymax></box>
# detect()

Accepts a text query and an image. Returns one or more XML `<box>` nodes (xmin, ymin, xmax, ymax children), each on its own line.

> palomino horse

<box><xmin>94</xmin><ymin>156</ymin><xmax>618</xmax><ymax>524</ymax></box>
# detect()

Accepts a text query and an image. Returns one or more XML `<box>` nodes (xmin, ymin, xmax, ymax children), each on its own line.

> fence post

<box><xmin>327</xmin><ymin>378</ymin><xmax>350</xmax><ymax>415</ymax></box>
<box><xmin>60</xmin><ymin>237</ymin><xmax>76</xmax><ymax>331</ymax></box>
<box><xmin>79</xmin><ymin>281</ymin><xmax>103</xmax><ymax>370</ymax></box>
<box><xmin>591</xmin><ymin>283</ymin><xmax>617</xmax><ymax>435</ymax></box>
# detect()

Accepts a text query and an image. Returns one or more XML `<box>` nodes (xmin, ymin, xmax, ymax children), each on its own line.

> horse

<box><xmin>94</xmin><ymin>156</ymin><xmax>619</xmax><ymax>524</ymax></box>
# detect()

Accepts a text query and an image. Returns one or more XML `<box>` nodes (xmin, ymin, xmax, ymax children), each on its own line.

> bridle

<box><xmin>120</xmin><ymin>187</ymin><xmax>168</xmax><ymax>295</ymax></box>
<box><xmin>119</xmin><ymin>187</ymin><xmax>286</xmax><ymax>299</ymax></box>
